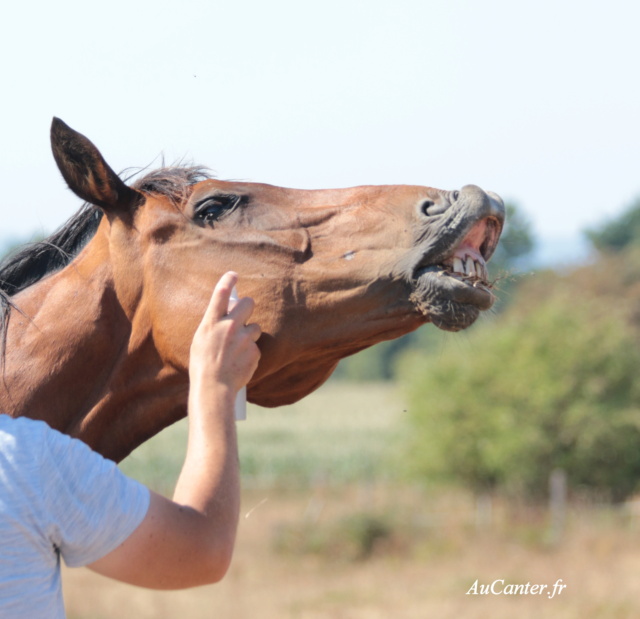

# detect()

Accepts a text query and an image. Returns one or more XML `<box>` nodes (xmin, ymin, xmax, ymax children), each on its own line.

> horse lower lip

<box><xmin>414</xmin><ymin>267</ymin><xmax>495</xmax><ymax>309</ymax></box>
<box><xmin>449</xmin><ymin>276</ymin><xmax>494</xmax><ymax>309</ymax></box>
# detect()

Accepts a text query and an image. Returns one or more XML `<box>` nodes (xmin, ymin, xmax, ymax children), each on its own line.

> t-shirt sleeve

<box><xmin>42</xmin><ymin>428</ymin><xmax>151</xmax><ymax>568</ymax></box>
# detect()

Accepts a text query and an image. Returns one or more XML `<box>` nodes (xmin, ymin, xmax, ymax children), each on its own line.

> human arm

<box><xmin>87</xmin><ymin>272</ymin><xmax>261</xmax><ymax>589</ymax></box>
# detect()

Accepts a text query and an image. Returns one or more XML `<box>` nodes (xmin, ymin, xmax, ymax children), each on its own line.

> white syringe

<box><xmin>229</xmin><ymin>285</ymin><xmax>247</xmax><ymax>421</ymax></box>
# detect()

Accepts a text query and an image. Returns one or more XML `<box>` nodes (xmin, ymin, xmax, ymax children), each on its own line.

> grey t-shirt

<box><xmin>0</xmin><ymin>415</ymin><xmax>150</xmax><ymax>618</ymax></box>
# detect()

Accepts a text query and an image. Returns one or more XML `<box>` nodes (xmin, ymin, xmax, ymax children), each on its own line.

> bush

<box><xmin>400</xmin><ymin>278</ymin><xmax>640</xmax><ymax>503</ymax></box>
<box><xmin>273</xmin><ymin>511</ymin><xmax>396</xmax><ymax>561</ymax></box>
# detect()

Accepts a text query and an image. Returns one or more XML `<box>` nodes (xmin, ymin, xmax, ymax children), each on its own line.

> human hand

<box><xmin>189</xmin><ymin>272</ymin><xmax>261</xmax><ymax>396</ymax></box>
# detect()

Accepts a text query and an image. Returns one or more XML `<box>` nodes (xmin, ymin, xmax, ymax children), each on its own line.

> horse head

<box><xmin>50</xmin><ymin>118</ymin><xmax>504</xmax><ymax>408</ymax></box>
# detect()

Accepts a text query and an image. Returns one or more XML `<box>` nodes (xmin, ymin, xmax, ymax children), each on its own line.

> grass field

<box><xmin>119</xmin><ymin>381</ymin><xmax>405</xmax><ymax>493</ymax></box>
<box><xmin>63</xmin><ymin>382</ymin><xmax>640</xmax><ymax>618</ymax></box>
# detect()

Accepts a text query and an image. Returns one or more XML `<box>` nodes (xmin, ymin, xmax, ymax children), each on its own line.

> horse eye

<box><xmin>194</xmin><ymin>195</ymin><xmax>239</xmax><ymax>225</ymax></box>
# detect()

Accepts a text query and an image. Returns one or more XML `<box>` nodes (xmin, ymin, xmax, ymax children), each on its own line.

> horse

<box><xmin>0</xmin><ymin>118</ymin><xmax>505</xmax><ymax>462</ymax></box>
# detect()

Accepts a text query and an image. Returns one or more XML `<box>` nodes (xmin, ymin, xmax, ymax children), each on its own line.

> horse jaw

<box><xmin>239</xmin><ymin>274</ymin><xmax>422</xmax><ymax>407</ymax></box>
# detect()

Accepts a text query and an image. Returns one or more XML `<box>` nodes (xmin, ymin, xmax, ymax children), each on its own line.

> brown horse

<box><xmin>0</xmin><ymin>119</ymin><xmax>504</xmax><ymax>462</ymax></box>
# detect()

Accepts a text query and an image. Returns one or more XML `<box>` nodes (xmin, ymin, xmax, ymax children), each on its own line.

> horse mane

<box><xmin>0</xmin><ymin>165</ymin><xmax>211</xmax><ymax>356</ymax></box>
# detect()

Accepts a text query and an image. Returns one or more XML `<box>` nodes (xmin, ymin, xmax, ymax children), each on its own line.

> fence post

<box><xmin>548</xmin><ymin>468</ymin><xmax>567</xmax><ymax>544</ymax></box>
<box><xmin>475</xmin><ymin>492</ymin><xmax>493</xmax><ymax>530</ymax></box>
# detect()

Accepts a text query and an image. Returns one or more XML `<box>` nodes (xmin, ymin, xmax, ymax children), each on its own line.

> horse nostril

<box><xmin>452</xmin><ymin>190</ymin><xmax>460</xmax><ymax>201</ymax></box>
<box><xmin>421</xmin><ymin>200</ymin><xmax>435</xmax><ymax>216</ymax></box>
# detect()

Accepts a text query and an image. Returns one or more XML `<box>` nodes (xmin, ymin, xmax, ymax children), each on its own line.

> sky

<box><xmin>2</xmin><ymin>0</ymin><xmax>639</xmax><ymax>265</ymax></box>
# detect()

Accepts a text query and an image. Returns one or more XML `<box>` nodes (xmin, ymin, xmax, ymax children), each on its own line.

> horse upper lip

<box><xmin>455</xmin><ymin>216</ymin><xmax>502</xmax><ymax>263</ymax></box>
<box><xmin>414</xmin><ymin>215</ymin><xmax>501</xmax><ymax>278</ymax></box>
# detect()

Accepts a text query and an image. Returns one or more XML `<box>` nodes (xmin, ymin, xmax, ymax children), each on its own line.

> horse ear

<box><xmin>50</xmin><ymin>117</ymin><xmax>143</xmax><ymax>213</ymax></box>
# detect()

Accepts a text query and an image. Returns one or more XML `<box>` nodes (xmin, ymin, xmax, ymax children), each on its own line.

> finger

<box><xmin>245</xmin><ymin>322</ymin><xmax>262</xmax><ymax>342</ymax></box>
<box><xmin>204</xmin><ymin>271</ymin><xmax>238</xmax><ymax>322</ymax></box>
<box><xmin>228</xmin><ymin>296</ymin><xmax>255</xmax><ymax>325</ymax></box>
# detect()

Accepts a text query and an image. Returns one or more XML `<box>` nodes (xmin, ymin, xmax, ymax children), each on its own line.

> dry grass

<box><xmin>63</xmin><ymin>487</ymin><xmax>640</xmax><ymax>619</ymax></box>
<box><xmin>62</xmin><ymin>382</ymin><xmax>640</xmax><ymax>618</ymax></box>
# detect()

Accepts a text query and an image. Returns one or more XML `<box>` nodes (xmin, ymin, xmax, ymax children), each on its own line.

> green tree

<box><xmin>586</xmin><ymin>196</ymin><xmax>640</xmax><ymax>253</ymax></box>
<box><xmin>401</xmin><ymin>279</ymin><xmax>640</xmax><ymax>502</ymax></box>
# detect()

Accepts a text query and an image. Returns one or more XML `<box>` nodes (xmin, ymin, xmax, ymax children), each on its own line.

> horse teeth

<box><xmin>465</xmin><ymin>257</ymin><xmax>475</xmax><ymax>277</ymax></box>
<box><xmin>453</xmin><ymin>257</ymin><xmax>464</xmax><ymax>274</ymax></box>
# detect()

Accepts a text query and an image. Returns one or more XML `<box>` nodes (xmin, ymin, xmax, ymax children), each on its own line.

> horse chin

<box><xmin>409</xmin><ymin>267</ymin><xmax>495</xmax><ymax>332</ymax></box>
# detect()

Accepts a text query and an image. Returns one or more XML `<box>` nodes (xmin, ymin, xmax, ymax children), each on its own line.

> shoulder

<box><xmin>1</xmin><ymin>415</ymin><xmax>152</xmax><ymax>566</ymax></box>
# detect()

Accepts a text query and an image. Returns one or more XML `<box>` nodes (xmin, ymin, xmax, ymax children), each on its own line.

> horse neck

<box><xmin>1</xmin><ymin>232</ymin><xmax>188</xmax><ymax>462</ymax></box>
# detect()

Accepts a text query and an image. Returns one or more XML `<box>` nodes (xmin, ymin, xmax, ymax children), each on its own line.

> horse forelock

<box><xmin>131</xmin><ymin>165</ymin><xmax>213</xmax><ymax>204</ymax></box>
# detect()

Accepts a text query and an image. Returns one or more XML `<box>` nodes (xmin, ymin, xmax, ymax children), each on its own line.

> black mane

<box><xmin>0</xmin><ymin>165</ymin><xmax>211</xmax><ymax>354</ymax></box>
<box><xmin>0</xmin><ymin>205</ymin><xmax>103</xmax><ymax>298</ymax></box>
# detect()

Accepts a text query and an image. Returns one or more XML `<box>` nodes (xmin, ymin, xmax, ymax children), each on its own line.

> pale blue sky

<box><xmin>2</xmin><ymin>0</ymin><xmax>639</xmax><ymax>260</ymax></box>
